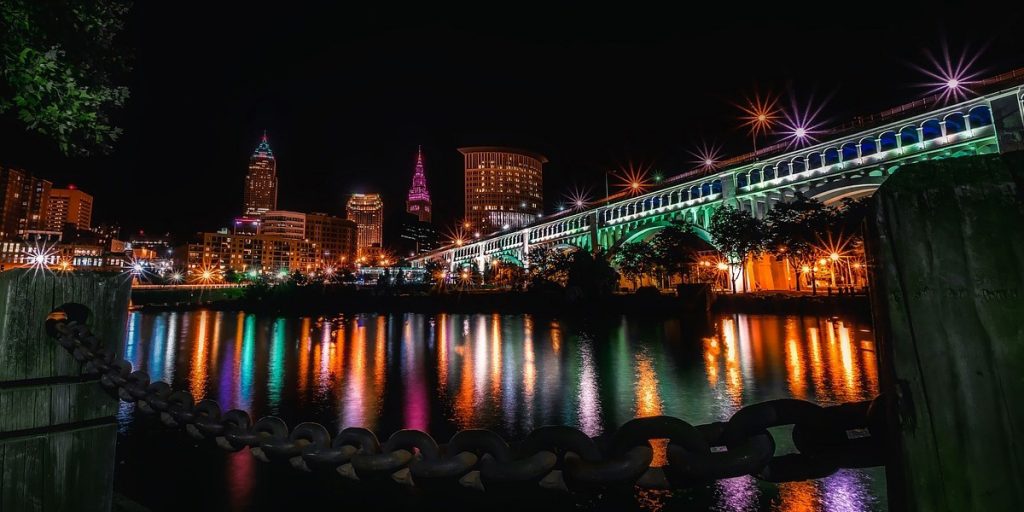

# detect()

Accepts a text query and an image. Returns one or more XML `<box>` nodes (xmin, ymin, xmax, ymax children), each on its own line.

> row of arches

<box><xmin>736</xmin><ymin>104</ymin><xmax>994</xmax><ymax>188</ymax></box>
<box><xmin>601</xmin><ymin>179</ymin><xmax>723</xmax><ymax>224</ymax></box>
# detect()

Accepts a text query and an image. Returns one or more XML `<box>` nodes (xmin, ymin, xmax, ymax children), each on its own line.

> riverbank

<box><xmin>712</xmin><ymin>290</ymin><xmax>871</xmax><ymax>316</ymax></box>
<box><xmin>131</xmin><ymin>284</ymin><xmax>869</xmax><ymax>317</ymax></box>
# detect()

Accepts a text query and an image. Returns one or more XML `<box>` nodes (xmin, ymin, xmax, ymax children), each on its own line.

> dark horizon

<box><xmin>1</xmin><ymin>4</ymin><xmax>1022</xmax><ymax>244</ymax></box>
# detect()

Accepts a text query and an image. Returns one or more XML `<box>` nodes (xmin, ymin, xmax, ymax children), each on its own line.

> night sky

<box><xmin>2</xmin><ymin>4</ymin><xmax>1022</xmax><ymax>244</ymax></box>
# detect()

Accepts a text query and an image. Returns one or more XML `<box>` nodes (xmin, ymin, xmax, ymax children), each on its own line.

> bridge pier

<box><xmin>867</xmin><ymin>153</ymin><xmax>1024</xmax><ymax>510</ymax></box>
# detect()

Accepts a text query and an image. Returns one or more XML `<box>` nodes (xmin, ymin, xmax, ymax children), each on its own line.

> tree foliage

<box><xmin>649</xmin><ymin>223</ymin><xmax>706</xmax><ymax>280</ymax></box>
<box><xmin>708</xmin><ymin>206</ymin><xmax>766</xmax><ymax>291</ymax></box>
<box><xmin>0</xmin><ymin>0</ymin><xmax>132</xmax><ymax>156</ymax></box>
<box><xmin>612</xmin><ymin>242</ymin><xmax>651</xmax><ymax>288</ymax></box>
<box><xmin>764</xmin><ymin>193</ymin><xmax>865</xmax><ymax>291</ymax></box>
<box><xmin>565</xmin><ymin>249</ymin><xmax>619</xmax><ymax>299</ymax></box>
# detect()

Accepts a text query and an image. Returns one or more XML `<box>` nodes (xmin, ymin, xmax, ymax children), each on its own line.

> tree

<box><xmin>0</xmin><ymin>1</ymin><xmax>132</xmax><ymax>155</ymax></box>
<box><xmin>708</xmin><ymin>206</ymin><xmax>766</xmax><ymax>292</ymax></box>
<box><xmin>423</xmin><ymin>259</ymin><xmax>446</xmax><ymax>286</ymax></box>
<box><xmin>565</xmin><ymin>249</ymin><xmax>619</xmax><ymax>299</ymax></box>
<box><xmin>764</xmin><ymin>193</ymin><xmax>835</xmax><ymax>293</ymax></box>
<box><xmin>526</xmin><ymin>246</ymin><xmax>574</xmax><ymax>287</ymax></box>
<box><xmin>650</xmin><ymin>222</ymin><xmax>708</xmax><ymax>285</ymax></box>
<box><xmin>289</xmin><ymin>270</ymin><xmax>308</xmax><ymax>286</ymax></box>
<box><xmin>613</xmin><ymin>242</ymin><xmax>653</xmax><ymax>289</ymax></box>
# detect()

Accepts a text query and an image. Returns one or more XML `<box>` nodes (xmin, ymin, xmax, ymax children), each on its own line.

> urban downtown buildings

<box><xmin>460</xmin><ymin>146</ymin><xmax>546</xmax><ymax>234</ymax></box>
<box><xmin>346</xmin><ymin>193</ymin><xmax>384</xmax><ymax>259</ymax></box>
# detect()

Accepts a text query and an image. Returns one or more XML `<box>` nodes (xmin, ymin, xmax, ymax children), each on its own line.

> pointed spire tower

<box><xmin>243</xmin><ymin>130</ymin><xmax>278</xmax><ymax>216</ymax></box>
<box><xmin>406</xmin><ymin>145</ymin><xmax>432</xmax><ymax>222</ymax></box>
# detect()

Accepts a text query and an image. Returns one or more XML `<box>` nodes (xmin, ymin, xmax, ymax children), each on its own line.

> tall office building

<box><xmin>243</xmin><ymin>132</ymin><xmax>277</xmax><ymax>216</ymax></box>
<box><xmin>305</xmin><ymin>212</ymin><xmax>357</xmax><ymax>267</ymax></box>
<box><xmin>46</xmin><ymin>185</ymin><xmax>93</xmax><ymax>232</ymax></box>
<box><xmin>346</xmin><ymin>193</ymin><xmax>383</xmax><ymax>259</ymax></box>
<box><xmin>0</xmin><ymin>166</ymin><xmax>51</xmax><ymax>240</ymax></box>
<box><xmin>406</xmin><ymin>145</ymin><xmax>432</xmax><ymax>222</ymax></box>
<box><xmin>459</xmin><ymin>147</ymin><xmax>546</xmax><ymax>233</ymax></box>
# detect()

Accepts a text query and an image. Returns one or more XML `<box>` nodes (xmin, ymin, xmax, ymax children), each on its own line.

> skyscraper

<box><xmin>406</xmin><ymin>145</ymin><xmax>432</xmax><ymax>222</ymax></box>
<box><xmin>459</xmin><ymin>147</ymin><xmax>546</xmax><ymax>234</ymax></box>
<box><xmin>346</xmin><ymin>193</ymin><xmax>383</xmax><ymax>259</ymax></box>
<box><xmin>0</xmin><ymin>166</ymin><xmax>51</xmax><ymax>240</ymax></box>
<box><xmin>243</xmin><ymin>132</ymin><xmax>277</xmax><ymax>216</ymax></box>
<box><xmin>46</xmin><ymin>185</ymin><xmax>93</xmax><ymax>232</ymax></box>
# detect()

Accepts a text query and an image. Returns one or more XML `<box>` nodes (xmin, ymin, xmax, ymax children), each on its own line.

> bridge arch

<box><xmin>880</xmin><ymin>131</ymin><xmax>898</xmax><ymax>152</ymax></box>
<box><xmin>899</xmin><ymin>125</ymin><xmax>919</xmax><ymax>146</ymax></box>
<box><xmin>605</xmin><ymin>219</ymin><xmax>714</xmax><ymax>257</ymax></box>
<box><xmin>805</xmin><ymin>174</ymin><xmax>887</xmax><ymax>204</ymax></box>
<box><xmin>921</xmin><ymin>119</ymin><xmax>942</xmax><ymax>140</ymax></box>
<box><xmin>968</xmin><ymin>105</ymin><xmax>992</xmax><ymax>127</ymax></box>
<box><xmin>860</xmin><ymin>137</ymin><xmax>877</xmax><ymax>156</ymax></box>
<box><xmin>841</xmin><ymin>142</ymin><xmax>858</xmax><ymax>161</ymax></box>
<box><xmin>944</xmin><ymin>112</ymin><xmax>966</xmax><ymax>135</ymax></box>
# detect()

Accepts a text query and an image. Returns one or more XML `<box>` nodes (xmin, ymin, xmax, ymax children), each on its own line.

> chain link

<box><xmin>46</xmin><ymin>305</ymin><xmax>888</xmax><ymax>493</ymax></box>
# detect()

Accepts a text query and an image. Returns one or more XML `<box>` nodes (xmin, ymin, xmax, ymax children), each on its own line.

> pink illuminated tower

<box><xmin>405</xmin><ymin>145</ymin><xmax>432</xmax><ymax>222</ymax></box>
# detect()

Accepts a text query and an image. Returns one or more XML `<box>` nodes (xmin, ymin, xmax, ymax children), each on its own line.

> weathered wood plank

<box><xmin>0</xmin><ymin>436</ymin><xmax>45</xmax><ymax>512</ymax></box>
<box><xmin>43</xmin><ymin>423</ymin><xmax>116</xmax><ymax>512</ymax></box>
<box><xmin>0</xmin><ymin>271</ymin><xmax>129</xmax><ymax>511</ymax></box>
<box><xmin>868</xmin><ymin>153</ymin><xmax>1024</xmax><ymax>510</ymax></box>
<box><xmin>0</xmin><ymin>386</ymin><xmax>48</xmax><ymax>432</ymax></box>
<box><xmin>0</xmin><ymin>382</ymin><xmax>117</xmax><ymax>432</ymax></box>
<box><xmin>0</xmin><ymin>270</ymin><xmax>131</xmax><ymax>381</ymax></box>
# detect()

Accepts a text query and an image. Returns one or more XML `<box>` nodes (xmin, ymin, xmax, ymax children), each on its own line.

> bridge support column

<box><xmin>991</xmin><ymin>92</ymin><xmax>1024</xmax><ymax>153</ymax></box>
<box><xmin>0</xmin><ymin>271</ymin><xmax>130</xmax><ymax>512</ymax></box>
<box><xmin>588</xmin><ymin>212</ymin><xmax>600</xmax><ymax>253</ymax></box>
<box><xmin>867</xmin><ymin>154</ymin><xmax>1024</xmax><ymax>510</ymax></box>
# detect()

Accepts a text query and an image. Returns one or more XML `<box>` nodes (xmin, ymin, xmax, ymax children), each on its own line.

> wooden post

<box><xmin>0</xmin><ymin>270</ymin><xmax>130</xmax><ymax>512</ymax></box>
<box><xmin>866</xmin><ymin>153</ymin><xmax>1024</xmax><ymax>511</ymax></box>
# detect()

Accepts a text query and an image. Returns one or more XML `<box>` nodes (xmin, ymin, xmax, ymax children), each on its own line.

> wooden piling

<box><xmin>867</xmin><ymin>153</ymin><xmax>1024</xmax><ymax>510</ymax></box>
<box><xmin>0</xmin><ymin>270</ymin><xmax>130</xmax><ymax>512</ymax></box>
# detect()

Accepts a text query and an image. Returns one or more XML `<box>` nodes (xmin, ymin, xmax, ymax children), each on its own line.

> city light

<box><xmin>737</xmin><ymin>90</ymin><xmax>780</xmax><ymax>152</ymax></box>
<box><xmin>779</xmin><ymin>92</ymin><xmax>829</xmax><ymax>148</ymax></box>
<box><xmin>23</xmin><ymin>242</ymin><xmax>57</xmax><ymax>274</ymax></box>
<box><xmin>565</xmin><ymin>186</ymin><xmax>593</xmax><ymax>211</ymax></box>
<box><xmin>689</xmin><ymin>141</ymin><xmax>722</xmax><ymax>172</ymax></box>
<box><xmin>716</xmin><ymin>262</ymin><xmax>729</xmax><ymax>271</ymax></box>
<box><xmin>915</xmin><ymin>43</ymin><xmax>983</xmax><ymax>103</ymax></box>
<box><xmin>169</xmin><ymin>271</ymin><xmax>184</xmax><ymax>283</ymax></box>
<box><xmin>614</xmin><ymin>161</ymin><xmax>652</xmax><ymax>196</ymax></box>
<box><xmin>192</xmin><ymin>265</ymin><xmax>222</xmax><ymax>285</ymax></box>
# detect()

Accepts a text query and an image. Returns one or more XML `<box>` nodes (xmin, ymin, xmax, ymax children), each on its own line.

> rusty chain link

<box><xmin>46</xmin><ymin>304</ymin><xmax>887</xmax><ymax>492</ymax></box>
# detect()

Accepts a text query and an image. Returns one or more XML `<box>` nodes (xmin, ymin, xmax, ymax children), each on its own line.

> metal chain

<box><xmin>45</xmin><ymin>305</ymin><xmax>887</xmax><ymax>492</ymax></box>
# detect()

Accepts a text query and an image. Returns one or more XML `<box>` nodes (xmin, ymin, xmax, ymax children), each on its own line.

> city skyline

<box><xmin>0</xmin><ymin>5</ymin><xmax>1022</xmax><ymax>238</ymax></box>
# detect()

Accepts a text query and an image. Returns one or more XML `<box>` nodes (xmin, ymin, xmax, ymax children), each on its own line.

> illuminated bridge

<box><xmin>413</xmin><ymin>71</ymin><xmax>1024</xmax><ymax>271</ymax></box>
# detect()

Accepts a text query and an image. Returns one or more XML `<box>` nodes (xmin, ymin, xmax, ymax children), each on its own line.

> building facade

<box><xmin>399</xmin><ymin>212</ymin><xmax>440</xmax><ymax>258</ymax></box>
<box><xmin>406</xmin><ymin>146</ymin><xmax>432</xmax><ymax>222</ymax></box>
<box><xmin>346</xmin><ymin>193</ymin><xmax>383</xmax><ymax>258</ymax></box>
<box><xmin>232</xmin><ymin>217</ymin><xmax>261</xmax><ymax>235</ymax></box>
<box><xmin>261</xmin><ymin>210</ymin><xmax>306</xmax><ymax>239</ymax></box>
<box><xmin>187</xmin><ymin>232</ymin><xmax>315</xmax><ymax>276</ymax></box>
<box><xmin>0</xmin><ymin>166</ymin><xmax>52</xmax><ymax>240</ymax></box>
<box><xmin>459</xmin><ymin>146</ymin><xmax>546</xmax><ymax>234</ymax></box>
<box><xmin>305</xmin><ymin>212</ymin><xmax>357</xmax><ymax>267</ymax></box>
<box><xmin>243</xmin><ymin>132</ymin><xmax>277</xmax><ymax>216</ymax></box>
<box><xmin>46</xmin><ymin>186</ymin><xmax>93</xmax><ymax>232</ymax></box>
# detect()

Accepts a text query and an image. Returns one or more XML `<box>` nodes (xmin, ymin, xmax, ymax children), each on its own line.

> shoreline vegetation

<box><xmin>130</xmin><ymin>284</ymin><xmax>870</xmax><ymax>318</ymax></box>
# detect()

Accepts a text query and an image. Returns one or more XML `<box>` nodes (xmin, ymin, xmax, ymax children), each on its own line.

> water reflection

<box><xmin>119</xmin><ymin>311</ymin><xmax>884</xmax><ymax>511</ymax></box>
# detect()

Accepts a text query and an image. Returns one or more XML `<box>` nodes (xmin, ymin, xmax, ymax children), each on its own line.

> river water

<box><xmin>114</xmin><ymin>310</ymin><xmax>885</xmax><ymax>511</ymax></box>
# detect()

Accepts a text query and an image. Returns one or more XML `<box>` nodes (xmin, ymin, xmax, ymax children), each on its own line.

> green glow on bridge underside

<box><xmin>423</xmin><ymin>89</ymin><xmax>1015</xmax><ymax>267</ymax></box>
